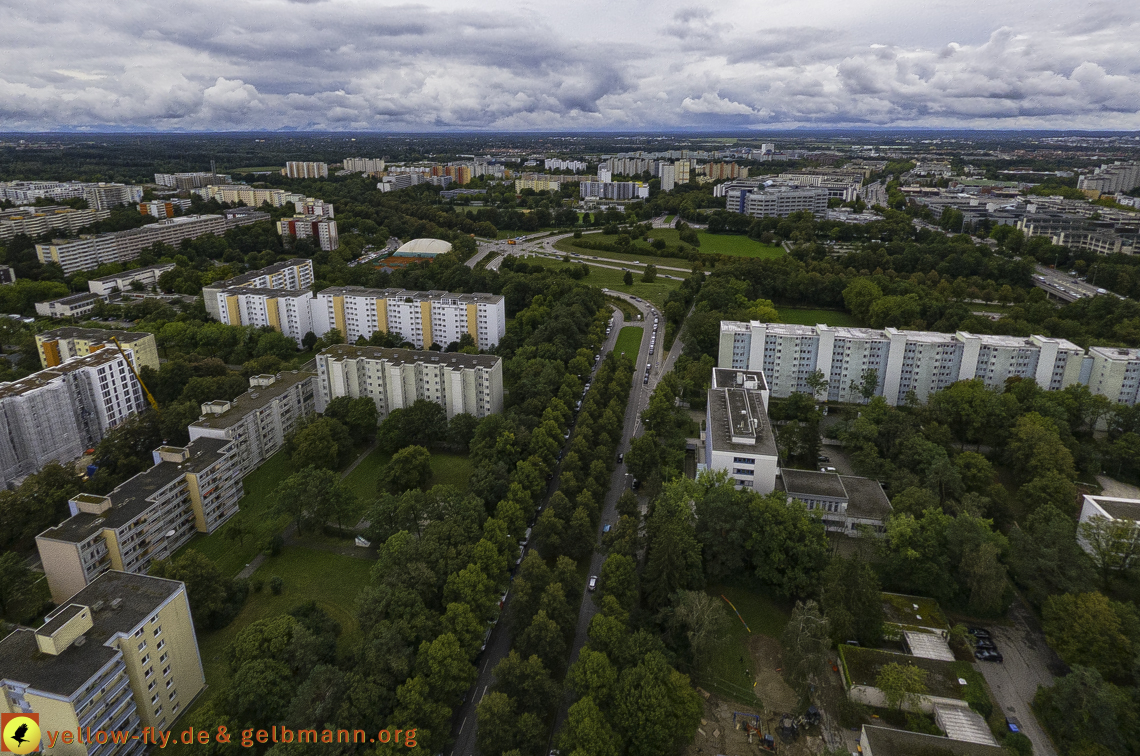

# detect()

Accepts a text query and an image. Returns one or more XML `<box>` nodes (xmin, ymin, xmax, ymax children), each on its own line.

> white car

<box><xmin>588</xmin><ymin>576</ymin><xmax>598</xmax><ymax>592</ymax></box>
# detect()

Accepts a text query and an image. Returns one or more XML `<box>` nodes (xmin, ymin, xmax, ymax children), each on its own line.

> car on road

<box><xmin>820</xmin><ymin>466</ymin><xmax>837</xmax><ymax>473</ymax></box>
<box><xmin>1006</xmin><ymin>716</ymin><xmax>1022</xmax><ymax>734</ymax></box>
<box><xmin>588</xmin><ymin>576</ymin><xmax>598</xmax><ymax>592</ymax></box>
<box><xmin>975</xmin><ymin>648</ymin><xmax>1004</xmax><ymax>663</ymax></box>
<box><xmin>817</xmin><ymin>455</ymin><xmax>831</xmax><ymax>463</ymax></box>
<box><xmin>967</xmin><ymin>627</ymin><xmax>991</xmax><ymax>639</ymax></box>
<box><xmin>603</xmin><ymin>523</ymin><xmax>611</xmax><ymax>533</ymax></box>
<box><xmin>617</xmin><ymin>453</ymin><xmax>624</xmax><ymax>463</ymax></box>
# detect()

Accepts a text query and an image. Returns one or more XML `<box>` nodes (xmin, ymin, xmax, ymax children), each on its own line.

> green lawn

<box><xmin>650</xmin><ymin>228</ymin><xmax>785</xmax><ymax>259</ymax></box>
<box><xmin>341</xmin><ymin>444</ymin><xmax>391</xmax><ymax>505</ymax></box>
<box><xmin>698</xmin><ymin>585</ymin><xmax>792</xmax><ymax>705</ymax></box>
<box><xmin>664</xmin><ymin>215</ymin><xmax>675</xmax><ymax>224</ymax></box>
<box><xmin>169</xmin><ymin>546</ymin><xmax>374</xmax><ymax>753</ymax></box>
<box><xmin>552</xmin><ymin>237</ymin><xmax>694</xmax><ymax>272</ymax></box>
<box><xmin>177</xmin><ymin>451</ymin><xmax>294</xmax><ymax>577</ymax></box>
<box><xmin>431</xmin><ymin>452</ymin><xmax>474</xmax><ymax>489</ymax></box>
<box><xmin>529</xmin><ymin>258</ymin><xmax>680</xmax><ymax>308</ymax></box>
<box><xmin>777</xmin><ymin>307</ymin><xmax>863</xmax><ymax>328</ymax></box>
<box><xmin>613</xmin><ymin>326</ymin><xmax>643</xmax><ymax>359</ymax></box>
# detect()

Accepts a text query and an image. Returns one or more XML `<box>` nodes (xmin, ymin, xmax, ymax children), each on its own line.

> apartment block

<box><xmin>202</xmin><ymin>258</ymin><xmax>314</xmax><ymax>321</ymax></box>
<box><xmin>192</xmin><ymin>184</ymin><xmax>300</xmax><ymax>208</ymax></box>
<box><xmin>544</xmin><ymin>159</ymin><xmax>587</xmax><ymax>172</ymax></box>
<box><xmin>294</xmin><ymin>198</ymin><xmax>334</xmax><ymax>218</ymax></box>
<box><xmin>702</xmin><ymin>162</ymin><xmax>749</xmax><ymax>180</ymax></box>
<box><xmin>138</xmin><ymin>199</ymin><xmax>191</xmax><ymax>219</ymax></box>
<box><xmin>740</xmin><ymin>187</ymin><xmax>829</xmax><ymax>218</ymax></box>
<box><xmin>0</xmin><ymin>349</ymin><xmax>146</xmax><ymax>489</ymax></box>
<box><xmin>283</xmin><ymin>162</ymin><xmax>328</xmax><ymax>179</ymax></box>
<box><xmin>342</xmin><ymin>157</ymin><xmax>386</xmax><ymax>174</ymax></box>
<box><xmin>188</xmin><ymin>372</ymin><xmax>317</xmax><ymax>478</ymax></box>
<box><xmin>36</xmin><ymin>328</ymin><xmax>160</xmax><ymax>371</ymax></box>
<box><xmin>83</xmin><ymin>183</ymin><xmax>145</xmax><ymax>212</ymax></box>
<box><xmin>311</xmin><ymin>286</ymin><xmax>506</xmax><ymax>350</ymax></box>
<box><xmin>155</xmin><ymin>171</ymin><xmax>231</xmax><ymax>189</ymax></box>
<box><xmin>719</xmin><ymin>321</ymin><xmax>1087</xmax><ymax>405</ymax></box>
<box><xmin>704</xmin><ymin>368</ymin><xmax>779</xmax><ymax>493</ymax></box>
<box><xmin>377</xmin><ymin>173</ymin><xmax>426</xmax><ymax>192</ymax></box>
<box><xmin>0</xmin><ymin>205</ymin><xmax>110</xmax><ymax>241</ymax></box>
<box><xmin>1078</xmin><ymin>162</ymin><xmax>1140</xmax><ymax>194</ymax></box>
<box><xmin>579</xmin><ymin>181</ymin><xmax>650</xmax><ymax>201</ymax></box>
<box><xmin>87</xmin><ymin>263</ymin><xmax>177</xmax><ymax>296</ymax></box>
<box><xmin>0</xmin><ymin>181</ymin><xmax>88</xmax><ymax>204</ymax></box>
<box><xmin>36</xmin><ymin>438</ymin><xmax>241</xmax><ymax>603</ymax></box>
<box><xmin>34</xmin><ymin>292</ymin><xmax>104</xmax><ymax>319</ymax></box>
<box><xmin>1087</xmin><ymin>346</ymin><xmax>1140</xmax><ymax>406</ymax></box>
<box><xmin>659</xmin><ymin>164</ymin><xmax>676</xmax><ymax>192</ymax></box>
<box><xmin>0</xmin><ymin>571</ymin><xmax>205</xmax><ymax>750</ymax></box>
<box><xmin>317</xmin><ymin>345</ymin><xmax>503</xmax><ymax>420</ymax></box>
<box><xmin>1078</xmin><ymin>494</ymin><xmax>1140</xmax><ymax>559</ymax></box>
<box><xmin>216</xmin><ymin>288</ymin><xmax>314</xmax><ymax>345</ymax></box>
<box><xmin>35</xmin><ymin>215</ymin><xmax>228</xmax><ymax>274</ymax></box>
<box><xmin>277</xmin><ymin>215</ymin><xmax>339</xmax><ymax>251</ymax></box>
<box><xmin>513</xmin><ymin>174</ymin><xmax>561</xmax><ymax>193</ymax></box>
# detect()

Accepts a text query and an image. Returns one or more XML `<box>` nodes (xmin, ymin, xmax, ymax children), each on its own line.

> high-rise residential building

<box><xmin>675</xmin><ymin>160</ymin><xmax>692</xmax><ymax>185</ymax></box>
<box><xmin>202</xmin><ymin>258</ymin><xmax>314</xmax><ymax>321</ymax></box>
<box><xmin>513</xmin><ymin>174</ymin><xmax>561</xmax><ymax>193</ymax></box>
<box><xmin>1078</xmin><ymin>162</ymin><xmax>1140</xmax><ymax>194</ymax></box>
<box><xmin>86</xmin><ymin>263</ymin><xmax>177</xmax><ymax>296</ymax></box>
<box><xmin>0</xmin><ymin>205</ymin><xmax>109</xmax><ymax>241</ymax></box>
<box><xmin>1087</xmin><ymin>346</ymin><xmax>1140</xmax><ymax>406</ymax></box>
<box><xmin>544</xmin><ymin>159</ymin><xmax>587</xmax><ymax>172</ymax></box>
<box><xmin>35</xmin><ymin>215</ymin><xmax>229</xmax><ymax>274</ymax></box>
<box><xmin>216</xmin><ymin>288</ymin><xmax>315</xmax><ymax>345</ymax></box>
<box><xmin>0</xmin><ymin>180</ymin><xmax>88</xmax><ymax>203</ymax></box>
<box><xmin>138</xmin><ymin>198</ymin><xmax>191</xmax><ymax>218</ymax></box>
<box><xmin>342</xmin><ymin>157</ymin><xmax>386</xmax><ymax>174</ymax></box>
<box><xmin>83</xmin><ymin>183</ymin><xmax>145</xmax><ymax>211</ymax></box>
<box><xmin>377</xmin><ymin>173</ymin><xmax>425</xmax><ymax>192</ymax></box>
<box><xmin>719</xmin><ymin>321</ymin><xmax>1088</xmax><ymax>405</ymax></box>
<box><xmin>659</xmin><ymin>164</ymin><xmax>675</xmax><ymax>192</ymax></box>
<box><xmin>596</xmin><ymin>167</ymin><xmax>613</xmax><ymax>183</ymax></box>
<box><xmin>311</xmin><ymin>287</ymin><xmax>506</xmax><ymax>351</ymax></box>
<box><xmin>294</xmin><ymin>198</ymin><xmax>334</xmax><ymax>218</ymax></box>
<box><xmin>283</xmin><ymin>162</ymin><xmax>329</xmax><ymax>179</ymax></box>
<box><xmin>277</xmin><ymin>215</ymin><xmax>339</xmax><ymax>251</ymax></box>
<box><xmin>579</xmin><ymin>181</ymin><xmax>650</xmax><ymax>201</ymax></box>
<box><xmin>189</xmin><ymin>372</ymin><xmax>318</xmax><ymax>477</ymax></box>
<box><xmin>702</xmin><ymin>162</ymin><xmax>749</xmax><ymax>181</ymax></box>
<box><xmin>155</xmin><ymin>171</ymin><xmax>232</xmax><ymax>189</ymax></box>
<box><xmin>36</xmin><ymin>438</ymin><xmax>242</xmax><ymax>603</ymax></box>
<box><xmin>704</xmin><ymin>368</ymin><xmax>779</xmax><ymax>493</ymax></box>
<box><xmin>317</xmin><ymin>345</ymin><xmax>503</xmax><ymax>420</ymax></box>
<box><xmin>36</xmin><ymin>327</ymin><xmax>160</xmax><ymax>371</ymax></box>
<box><xmin>0</xmin><ymin>571</ymin><xmax>206</xmax><ymax>747</ymax></box>
<box><xmin>0</xmin><ymin>349</ymin><xmax>147</xmax><ymax>489</ymax></box>
<box><xmin>193</xmin><ymin>184</ymin><xmax>299</xmax><ymax>207</ymax></box>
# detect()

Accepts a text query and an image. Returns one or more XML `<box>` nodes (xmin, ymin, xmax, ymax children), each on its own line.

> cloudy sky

<box><xmin>2</xmin><ymin>0</ymin><xmax>1138</xmax><ymax>131</ymax></box>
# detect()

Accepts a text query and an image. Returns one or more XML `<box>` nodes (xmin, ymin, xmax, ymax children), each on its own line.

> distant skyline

<box><xmin>2</xmin><ymin>1</ymin><xmax>1139</xmax><ymax>132</ymax></box>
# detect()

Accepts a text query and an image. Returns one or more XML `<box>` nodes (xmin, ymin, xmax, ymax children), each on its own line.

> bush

<box><xmin>1003</xmin><ymin>732</ymin><xmax>1033</xmax><ymax>756</ymax></box>
<box><xmin>251</xmin><ymin>578</ymin><xmax>264</xmax><ymax>593</ymax></box>
<box><xmin>269</xmin><ymin>576</ymin><xmax>284</xmax><ymax>595</ymax></box>
<box><xmin>267</xmin><ymin>534</ymin><xmax>284</xmax><ymax>556</ymax></box>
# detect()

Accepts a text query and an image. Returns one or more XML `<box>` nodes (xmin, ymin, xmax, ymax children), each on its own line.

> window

<box><xmin>154</xmin><ymin>706</ymin><xmax>162</xmax><ymax>717</ymax></box>
<box><xmin>733</xmin><ymin>468</ymin><xmax>754</xmax><ymax>476</ymax></box>
<box><xmin>166</xmin><ymin>678</ymin><xmax>174</xmax><ymax>689</ymax></box>
<box><xmin>159</xmin><ymin>652</ymin><xmax>168</xmax><ymax>664</ymax></box>
<box><xmin>156</xmin><ymin>639</ymin><xmax>166</xmax><ymax>651</ymax></box>
<box><xmin>144</xmin><ymin>667</ymin><xmax>153</xmax><ymax>679</ymax></box>
<box><xmin>148</xmin><ymin>680</ymin><xmax>157</xmax><ymax>692</ymax></box>
<box><xmin>162</xmin><ymin>665</ymin><xmax>171</xmax><ymax>677</ymax></box>
<box><xmin>137</xmin><ymin>640</ymin><xmax>147</xmax><ymax>652</ymax></box>
<box><xmin>140</xmin><ymin>654</ymin><xmax>150</xmax><ymax>665</ymax></box>
<box><xmin>153</xmin><ymin>625</ymin><xmax>162</xmax><ymax>637</ymax></box>
<box><xmin>151</xmin><ymin>693</ymin><xmax>159</xmax><ymax>705</ymax></box>
<box><xmin>733</xmin><ymin>456</ymin><xmax>756</xmax><ymax>464</ymax></box>
<box><xmin>168</xmin><ymin>691</ymin><xmax>177</xmax><ymax>702</ymax></box>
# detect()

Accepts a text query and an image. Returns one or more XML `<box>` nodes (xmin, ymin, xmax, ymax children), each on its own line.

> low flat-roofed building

<box><xmin>860</xmin><ymin>725</ymin><xmax>1005</xmax><ymax>756</ymax></box>
<box><xmin>36</xmin><ymin>438</ymin><xmax>241</xmax><ymax>603</ymax></box>
<box><xmin>1078</xmin><ymin>494</ymin><xmax>1140</xmax><ymax>558</ymax></box>
<box><xmin>188</xmin><ymin>372</ymin><xmax>317</xmax><ymax>477</ymax></box>
<box><xmin>36</xmin><ymin>327</ymin><xmax>159</xmax><ymax>371</ymax></box>
<box><xmin>0</xmin><ymin>570</ymin><xmax>205</xmax><ymax>745</ymax></box>
<box><xmin>780</xmin><ymin>469</ymin><xmax>892</xmax><ymax>534</ymax></box>
<box><xmin>35</xmin><ymin>291</ymin><xmax>104</xmax><ymax>319</ymax></box>
<box><xmin>704</xmin><ymin>368</ymin><xmax>779</xmax><ymax>492</ymax></box>
<box><xmin>87</xmin><ymin>263</ymin><xmax>176</xmax><ymax>296</ymax></box>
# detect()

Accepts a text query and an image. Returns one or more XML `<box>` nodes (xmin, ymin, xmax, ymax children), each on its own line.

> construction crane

<box><xmin>108</xmin><ymin>337</ymin><xmax>159</xmax><ymax>411</ymax></box>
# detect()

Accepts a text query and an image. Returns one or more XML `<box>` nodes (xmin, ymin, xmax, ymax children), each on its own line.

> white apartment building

<box><xmin>1078</xmin><ymin>162</ymin><xmax>1140</xmax><ymax>194</ymax></box>
<box><xmin>377</xmin><ymin>173</ymin><xmax>426</xmax><ymax>192</ymax></box>
<box><xmin>311</xmin><ymin>286</ymin><xmax>507</xmax><ymax>350</ymax></box>
<box><xmin>544</xmin><ymin>159</ymin><xmax>587</xmax><ymax>172</ymax></box>
<box><xmin>0</xmin><ymin>349</ymin><xmax>146</xmax><ymax>489</ymax></box>
<box><xmin>579</xmin><ymin>181</ymin><xmax>649</xmax><ymax>201</ymax></box>
<box><xmin>283</xmin><ymin>162</ymin><xmax>329</xmax><ymax>179</ymax></box>
<box><xmin>202</xmin><ymin>258</ymin><xmax>314</xmax><ymax>321</ymax></box>
<box><xmin>216</xmin><ymin>288</ymin><xmax>314</xmax><ymax>345</ymax></box>
<box><xmin>0</xmin><ymin>205</ymin><xmax>109</xmax><ymax>241</ymax></box>
<box><xmin>277</xmin><ymin>215</ymin><xmax>339</xmax><ymax>251</ymax></box>
<box><xmin>35</xmin><ymin>438</ymin><xmax>241</xmax><ymax>603</ymax></box>
<box><xmin>0</xmin><ymin>180</ymin><xmax>88</xmax><ymax>203</ymax></box>
<box><xmin>1087</xmin><ymin>346</ymin><xmax>1140</xmax><ymax>406</ymax></box>
<box><xmin>704</xmin><ymin>368</ymin><xmax>779</xmax><ymax>493</ymax></box>
<box><xmin>719</xmin><ymin>321</ymin><xmax>1087</xmax><ymax>405</ymax></box>
<box><xmin>740</xmin><ymin>187</ymin><xmax>829</xmax><ymax>218</ymax></box>
<box><xmin>138</xmin><ymin>198</ymin><xmax>192</xmax><ymax>218</ymax></box>
<box><xmin>87</xmin><ymin>263</ymin><xmax>177</xmax><ymax>296</ymax></box>
<box><xmin>84</xmin><ymin>183</ymin><xmax>145</xmax><ymax>211</ymax></box>
<box><xmin>659</xmin><ymin>164</ymin><xmax>676</xmax><ymax>192</ymax></box>
<box><xmin>294</xmin><ymin>198</ymin><xmax>334</xmax><ymax>217</ymax></box>
<box><xmin>193</xmin><ymin>184</ymin><xmax>299</xmax><ymax>208</ymax></box>
<box><xmin>317</xmin><ymin>345</ymin><xmax>503</xmax><ymax>420</ymax></box>
<box><xmin>188</xmin><ymin>372</ymin><xmax>317</xmax><ymax>477</ymax></box>
<box><xmin>155</xmin><ymin>171</ymin><xmax>232</xmax><ymax>189</ymax></box>
<box><xmin>343</xmin><ymin>158</ymin><xmax>386</xmax><ymax>174</ymax></box>
<box><xmin>35</xmin><ymin>214</ymin><xmax>228</xmax><ymax>274</ymax></box>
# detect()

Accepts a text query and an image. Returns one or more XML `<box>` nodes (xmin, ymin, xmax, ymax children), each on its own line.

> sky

<box><xmin>1</xmin><ymin>0</ymin><xmax>1139</xmax><ymax>132</ymax></box>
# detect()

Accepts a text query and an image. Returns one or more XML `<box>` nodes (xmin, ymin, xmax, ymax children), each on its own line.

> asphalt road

<box><xmin>447</xmin><ymin>301</ymin><xmax>652</xmax><ymax>756</ymax></box>
<box><xmin>1032</xmin><ymin>263</ymin><xmax>1116</xmax><ymax>303</ymax></box>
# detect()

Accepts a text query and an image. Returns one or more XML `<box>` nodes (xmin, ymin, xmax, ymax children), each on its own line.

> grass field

<box><xmin>777</xmin><ymin>307</ymin><xmax>863</xmax><ymax>328</ymax></box>
<box><xmin>530</xmin><ymin>258</ymin><xmax>680</xmax><ymax>308</ymax></box>
<box><xmin>613</xmin><ymin>326</ymin><xmax>643</xmax><ymax>359</ymax></box>
<box><xmin>552</xmin><ymin>237</ymin><xmax>694</xmax><ymax>272</ymax></box>
<box><xmin>177</xmin><ymin>451</ymin><xmax>293</xmax><ymax>577</ymax></box>
<box><xmin>698</xmin><ymin>585</ymin><xmax>793</xmax><ymax>704</ymax></box>
<box><xmin>651</xmin><ymin>228</ymin><xmax>785</xmax><ymax>259</ymax></box>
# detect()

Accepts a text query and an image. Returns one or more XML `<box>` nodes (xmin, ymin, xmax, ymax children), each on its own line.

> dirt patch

<box><xmin>683</xmin><ymin>694</ymin><xmax>827</xmax><ymax>756</ymax></box>
<box><xmin>750</xmin><ymin>634</ymin><xmax>799</xmax><ymax>714</ymax></box>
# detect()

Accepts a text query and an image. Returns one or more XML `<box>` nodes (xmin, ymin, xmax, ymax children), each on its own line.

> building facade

<box><xmin>316</xmin><ymin>345</ymin><xmax>503</xmax><ymax>420</ymax></box>
<box><xmin>277</xmin><ymin>215</ymin><xmax>339</xmax><ymax>251</ymax></box>
<box><xmin>704</xmin><ymin>368</ymin><xmax>780</xmax><ymax>493</ymax></box>
<box><xmin>82</xmin><ymin>184</ymin><xmax>144</xmax><ymax>211</ymax></box>
<box><xmin>342</xmin><ymin>158</ymin><xmax>386</xmax><ymax>174</ymax></box>
<box><xmin>0</xmin><ymin>205</ymin><xmax>110</xmax><ymax>241</ymax></box>
<box><xmin>739</xmin><ymin>187</ymin><xmax>829</xmax><ymax>218</ymax></box>
<box><xmin>1087</xmin><ymin>346</ymin><xmax>1140</xmax><ymax>405</ymax></box>
<box><xmin>216</xmin><ymin>288</ymin><xmax>314</xmax><ymax>345</ymax></box>
<box><xmin>36</xmin><ymin>439</ymin><xmax>242</xmax><ymax>603</ymax></box>
<box><xmin>782</xmin><ymin>469</ymin><xmax>892</xmax><ymax>534</ymax></box>
<box><xmin>1078</xmin><ymin>162</ymin><xmax>1140</xmax><ymax>194</ymax></box>
<box><xmin>294</xmin><ymin>198</ymin><xmax>334</xmax><ymax>218</ymax></box>
<box><xmin>202</xmin><ymin>258</ymin><xmax>314</xmax><ymax>321</ymax></box>
<box><xmin>188</xmin><ymin>372</ymin><xmax>317</xmax><ymax>478</ymax></box>
<box><xmin>283</xmin><ymin>162</ymin><xmax>328</xmax><ymax>179</ymax></box>
<box><xmin>513</xmin><ymin>174</ymin><xmax>561</xmax><ymax>193</ymax></box>
<box><xmin>35</xmin><ymin>215</ymin><xmax>229</xmax><ymax>274</ymax></box>
<box><xmin>36</xmin><ymin>328</ymin><xmax>160</xmax><ymax>371</ymax></box>
<box><xmin>719</xmin><ymin>321</ymin><xmax>1088</xmax><ymax>405</ymax></box>
<box><xmin>155</xmin><ymin>171</ymin><xmax>231</xmax><ymax>189</ymax></box>
<box><xmin>138</xmin><ymin>199</ymin><xmax>191</xmax><ymax>219</ymax></box>
<box><xmin>0</xmin><ymin>349</ymin><xmax>147</xmax><ymax>489</ymax></box>
<box><xmin>0</xmin><ymin>571</ymin><xmax>206</xmax><ymax>751</ymax></box>
<box><xmin>193</xmin><ymin>185</ymin><xmax>298</xmax><ymax>208</ymax></box>
<box><xmin>34</xmin><ymin>292</ymin><xmax>104</xmax><ymax>319</ymax></box>
<box><xmin>311</xmin><ymin>287</ymin><xmax>506</xmax><ymax>350</ymax></box>
<box><xmin>87</xmin><ymin>263</ymin><xmax>176</xmax><ymax>296</ymax></box>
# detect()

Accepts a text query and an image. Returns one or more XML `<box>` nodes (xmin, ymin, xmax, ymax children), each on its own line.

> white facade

<box><xmin>741</xmin><ymin>187</ymin><xmax>829</xmax><ymax>218</ymax></box>
<box><xmin>1078</xmin><ymin>162</ymin><xmax>1140</xmax><ymax>194</ymax></box>
<box><xmin>1077</xmin><ymin>494</ymin><xmax>1140</xmax><ymax>558</ymax></box>
<box><xmin>283</xmin><ymin>162</ymin><xmax>329</xmax><ymax>179</ymax></box>
<box><xmin>34</xmin><ymin>292</ymin><xmax>103</xmax><ymax>318</ymax></box>
<box><xmin>194</xmin><ymin>184</ymin><xmax>298</xmax><ymax>207</ymax></box>
<box><xmin>35</xmin><ymin>214</ymin><xmax>228</xmax><ymax>274</ymax></box>
<box><xmin>0</xmin><ymin>205</ymin><xmax>109</xmax><ymax>241</ymax></box>
<box><xmin>83</xmin><ymin>183</ymin><xmax>144</xmax><ymax>211</ymax></box>
<box><xmin>316</xmin><ymin>345</ymin><xmax>503</xmax><ymax>420</ymax></box>
<box><xmin>155</xmin><ymin>171</ymin><xmax>231</xmax><ymax>189</ymax></box>
<box><xmin>312</xmin><ymin>286</ymin><xmax>507</xmax><ymax>351</ymax></box>
<box><xmin>0</xmin><ymin>349</ymin><xmax>146</xmax><ymax>489</ymax></box>
<box><xmin>343</xmin><ymin>158</ymin><xmax>386</xmax><ymax>174</ymax></box>
<box><xmin>294</xmin><ymin>198</ymin><xmax>334</xmax><ymax>218</ymax></box>
<box><xmin>659</xmin><ymin>164</ymin><xmax>675</xmax><ymax>192</ymax></box>
<box><xmin>719</xmin><ymin>321</ymin><xmax>1088</xmax><ymax>405</ymax></box>
<box><xmin>87</xmin><ymin>263</ymin><xmax>177</xmax><ymax>296</ymax></box>
<box><xmin>277</xmin><ymin>215</ymin><xmax>339</xmax><ymax>251</ymax></box>
<box><xmin>1087</xmin><ymin>346</ymin><xmax>1140</xmax><ymax>406</ymax></box>
<box><xmin>216</xmin><ymin>288</ymin><xmax>314</xmax><ymax>345</ymax></box>
<box><xmin>704</xmin><ymin>368</ymin><xmax>779</xmax><ymax>492</ymax></box>
<box><xmin>0</xmin><ymin>180</ymin><xmax>88</xmax><ymax>203</ymax></box>
<box><xmin>202</xmin><ymin>258</ymin><xmax>314</xmax><ymax>321</ymax></box>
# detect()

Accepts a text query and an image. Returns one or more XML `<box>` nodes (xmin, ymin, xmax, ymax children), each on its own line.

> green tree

<box><xmin>149</xmin><ymin>549</ymin><xmax>240</xmax><ymax>629</ymax></box>
<box><xmin>1043</xmin><ymin>592</ymin><xmax>1137</xmax><ymax>682</ymax></box>
<box><xmin>492</xmin><ymin>651</ymin><xmax>559</xmax><ymax>716</ymax></box>
<box><xmin>672</xmin><ymin>590</ymin><xmax>729</xmax><ymax>676</ymax></box>
<box><xmin>323</xmin><ymin>396</ymin><xmax>379</xmax><ymax>441</ymax></box>
<box><xmin>597</xmin><ymin>554</ymin><xmax>639</xmax><ymax>612</ymax></box>
<box><xmin>380</xmin><ymin>445</ymin><xmax>434</xmax><ymax>494</ymax></box>
<box><xmin>1009</xmin><ymin>505</ymin><xmax>1096</xmax><ymax>607</ymax></box>
<box><xmin>641</xmin><ymin>264</ymin><xmax>657</xmax><ymax>283</ymax></box>
<box><xmin>851</xmin><ymin>367</ymin><xmax>879</xmax><ymax>403</ymax></box>
<box><xmin>228</xmin><ymin>659</ymin><xmax>294</xmax><ymax>726</ymax></box>
<box><xmin>559</xmin><ymin>696</ymin><xmax>622</xmax><ymax>756</ymax></box>
<box><xmin>612</xmin><ymin>651</ymin><xmax>703</xmax><ymax>756</ymax></box>
<box><xmin>273</xmin><ymin>465</ymin><xmax>357</xmax><ymax>533</ymax></box>
<box><xmin>805</xmin><ymin>369</ymin><xmax>829</xmax><ymax>400</ymax></box>
<box><xmin>842</xmin><ymin>278</ymin><xmax>883</xmax><ymax>321</ymax></box>
<box><xmin>747</xmin><ymin>491</ymin><xmax>831</xmax><ymax>598</ymax></box>
<box><xmin>0</xmin><ymin>551</ymin><xmax>33</xmax><ymax>617</ymax></box>
<box><xmin>1079</xmin><ymin>515</ymin><xmax>1140</xmax><ymax>588</ymax></box>
<box><xmin>1033</xmin><ymin>666</ymin><xmax>1135</xmax><ymax>755</ymax></box>
<box><xmin>781</xmin><ymin>600</ymin><xmax>832</xmax><ymax>701</ymax></box>
<box><xmin>623</xmin><ymin>270</ymin><xmax>634</xmax><ymax>286</ymax></box>
<box><xmin>820</xmin><ymin>557</ymin><xmax>883</xmax><ymax>646</ymax></box>
<box><xmin>518</xmin><ymin>610</ymin><xmax>567</xmax><ymax>670</ymax></box>
<box><xmin>288</xmin><ymin>416</ymin><xmax>353</xmax><ymax>471</ymax></box>
<box><xmin>228</xmin><ymin>615</ymin><xmax>299</xmax><ymax>671</ymax></box>
<box><xmin>876</xmin><ymin>662</ymin><xmax>928</xmax><ymax>712</ymax></box>
<box><xmin>1007</xmin><ymin>412</ymin><xmax>1076</xmax><ymax>483</ymax></box>
<box><xmin>642</xmin><ymin>479</ymin><xmax>704</xmax><ymax>610</ymax></box>
<box><xmin>223</xmin><ymin>517</ymin><xmax>252</xmax><ymax>548</ymax></box>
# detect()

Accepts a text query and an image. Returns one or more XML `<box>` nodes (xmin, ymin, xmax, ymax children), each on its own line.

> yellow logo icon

<box><xmin>2</xmin><ymin>714</ymin><xmax>41</xmax><ymax>754</ymax></box>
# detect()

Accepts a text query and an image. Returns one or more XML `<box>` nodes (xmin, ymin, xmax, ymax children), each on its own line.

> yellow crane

<box><xmin>108</xmin><ymin>337</ymin><xmax>159</xmax><ymax>412</ymax></box>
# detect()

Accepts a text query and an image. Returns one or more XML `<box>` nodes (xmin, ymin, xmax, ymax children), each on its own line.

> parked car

<box><xmin>603</xmin><ymin>523</ymin><xmax>612</xmax><ymax>533</ymax></box>
<box><xmin>1006</xmin><ymin>717</ymin><xmax>1022</xmax><ymax>734</ymax></box>
<box><xmin>617</xmin><ymin>453</ymin><xmax>624</xmax><ymax>463</ymax></box>
<box><xmin>588</xmin><ymin>576</ymin><xmax>598</xmax><ymax>592</ymax></box>
<box><xmin>817</xmin><ymin>455</ymin><xmax>831</xmax><ymax>463</ymax></box>
<box><xmin>975</xmin><ymin>639</ymin><xmax>997</xmax><ymax>651</ymax></box>
<box><xmin>967</xmin><ymin>627</ymin><xmax>991</xmax><ymax>639</ymax></box>
<box><xmin>819</xmin><ymin>466</ymin><xmax>837</xmax><ymax>473</ymax></box>
<box><xmin>631</xmin><ymin>478</ymin><xmax>641</xmax><ymax>490</ymax></box>
<box><xmin>975</xmin><ymin>649</ymin><xmax>1004</xmax><ymax>663</ymax></box>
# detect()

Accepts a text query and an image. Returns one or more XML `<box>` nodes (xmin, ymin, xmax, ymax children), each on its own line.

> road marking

<box><xmin>479</xmin><ymin>685</ymin><xmax>488</xmax><ymax>702</ymax></box>
<box><xmin>458</xmin><ymin>717</ymin><xmax>467</xmax><ymax>734</ymax></box>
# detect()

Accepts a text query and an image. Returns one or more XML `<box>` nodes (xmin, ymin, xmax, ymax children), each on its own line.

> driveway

<box><xmin>974</xmin><ymin>600</ymin><xmax>1062</xmax><ymax>756</ymax></box>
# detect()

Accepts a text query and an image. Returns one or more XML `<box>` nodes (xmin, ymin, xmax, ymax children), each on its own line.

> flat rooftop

<box><xmin>862</xmin><ymin>725</ymin><xmax>1004</xmax><ymax>756</ymax></box>
<box><xmin>189</xmin><ymin>372</ymin><xmax>315</xmax><ymax>430</ymax></box>
<box><xmin>1089</xmin><ymin>345</ymin><xmax>1140</xmax><ymax>361</ymax></box>
<box><xmin>782</xmin><ymin>468</ymin><xmax>848</xmax><ymax>499</ymax></box>
<box><xmin>43</xmin><ymin>292</ymin><xmax>101</xmax><ymax>305</ymax></box>
<box><xmin>319</xmin><ymin>344</ymin><xmax>501</xmax><ymax>370</ymax></box>
<box><xmin>217</xmin><ymin>286</ymin><xmax>310</xmax><ymax>298</ymax></box>
<box><xmin>208</xmin><ymin>257</ymin><xmax>310</xmax><ymax>289</ymax></box>
<box><xmin>87</xmin><ymin>264</ymin><xmax>174</xmax><ymax>284</ymax></box>
<box><xmin>315</xmin><ymin>286</ymin><xmax>503</xmax><ymax>304</ymax></box>
<box><xmin>1086</xmin><ymin>495</ymin><xmax>1140</xmax><ymax>521</ymax></box>
<box><xmin>0</xmin><ymin>348</ymin><xmax>123</xmax><ymax>401</ymax></box>
<box><xmin>706</xmin><ymin>388</ymin><xmax>778</xmax><ymax>458</ymax></box>
<box><xmin>0</xmin><ymin>571</ymin><xmax>183</xmax><ymax>697</ymax></box>
<box><xmin>712</xmin><ymin>368</ymin><xmax>767</xmax><ymax>391</ymax></box>
<box><xmin>763</xmin><ymin>323</ymin><xmax>818</xmax><ymax>337</ymax></box>
<box><xmin>840</xmin><ymin>475</ymin><xmax>893</xmax><ymax>521</ymax></box>
<box><xmin>39</xmin><ymin>326</ymin><xmax>152</xmax><ymax>343</ymax></box>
